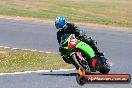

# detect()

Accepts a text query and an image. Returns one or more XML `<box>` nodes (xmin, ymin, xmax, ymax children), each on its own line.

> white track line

<box><xmin>12</xmin><ymin>48</ymin><xmax>20</xmax><ymax>50</ymax></box>
<box><xmin>0</xmin><ymin>62</ymin><xmax>113</xmax><ymax>76</ymax></box>
<box><xmin>0</xmin><ymin>46</ymin><xmax>58</xmax><ymax>54</ymax></box>
<box><xmin>38</xmin><ymin>51</ymin><xmax>45</xmax><ymax>53</ymax></box>
<box><xmin>0</xmin><ymin>68</ymin><xmax>76</xmax><ymax>76</ymax></box>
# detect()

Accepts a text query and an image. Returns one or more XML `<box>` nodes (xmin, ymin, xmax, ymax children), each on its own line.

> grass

<box><xmin>0</xmin><ymin>0</ymin><xmax>131</xmax><ymax>27</ymax></box>
<box><xmin>0</xmin><ymin>48</ymin><xmax>73</xmax><ymax>73</ymax></box>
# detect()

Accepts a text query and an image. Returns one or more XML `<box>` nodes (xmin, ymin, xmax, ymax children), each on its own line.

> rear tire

<box><xmin>99</xmin><ymin>63</ymin><xmax>110</xmax><ymax>74</ymax></box>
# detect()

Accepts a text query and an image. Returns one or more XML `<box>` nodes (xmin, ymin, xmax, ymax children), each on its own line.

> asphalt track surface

<box><xmin>0</xmin><ymin>18</ymin><xmax>132</xmax><ymax>88</ymax></box>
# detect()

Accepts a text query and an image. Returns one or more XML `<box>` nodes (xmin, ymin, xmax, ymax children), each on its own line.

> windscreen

<box><xmin>61</xmin><ymin>34</ymin><xmax>71</xmax><ymax>43</ymax></box>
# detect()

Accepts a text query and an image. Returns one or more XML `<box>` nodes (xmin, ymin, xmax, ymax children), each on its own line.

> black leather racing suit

<box><xmin>57</xmin><ymin>23</ymin><xmax>106</xmax><ymax>63</ymax></box>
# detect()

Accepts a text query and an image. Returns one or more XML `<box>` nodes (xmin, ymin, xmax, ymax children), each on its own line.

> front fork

<box><xmin>73</xmin><ymin>52</ymin><xmax>91</xmax><ymax>73</ymax></box>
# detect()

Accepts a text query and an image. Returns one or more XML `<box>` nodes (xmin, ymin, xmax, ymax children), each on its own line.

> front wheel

<box><xmin>99</xmin><ymin>63</ymin><xmax>110</xmax><ymax>74</ymax></box>
<box><xmin>76</xmin><ymin>75</ymin><xmax>86</xmax><ymax>85</ymax></box>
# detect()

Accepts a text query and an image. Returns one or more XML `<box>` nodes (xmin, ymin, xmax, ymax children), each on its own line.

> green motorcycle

<box><xmin>59</xmin><ymin>34</ymin><xmax>110</xmax><ymax>74</ymax></box>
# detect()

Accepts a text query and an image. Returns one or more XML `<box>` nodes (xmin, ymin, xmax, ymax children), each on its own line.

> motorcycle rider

<box><xmin>55</xmin><ymin>16</ymin><xmax>107</xmax><ymax>67</ymax></box>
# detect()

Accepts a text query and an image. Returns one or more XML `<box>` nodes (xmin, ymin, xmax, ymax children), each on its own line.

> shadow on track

<box><xmin>39</xmin><ymin>73</ymin><xmax>77</xmax><ymax>77</ymax></box>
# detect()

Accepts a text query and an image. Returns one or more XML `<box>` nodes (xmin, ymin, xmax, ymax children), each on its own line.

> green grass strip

<box><xmin>0</xmin><ymin>9</ymin><xmax>131</xmax><ymax>28</ymax></box>
<box><xmin>0</xmin><ymin>48</ymin><xmax>73</xmax><ymax>73</ymax></box>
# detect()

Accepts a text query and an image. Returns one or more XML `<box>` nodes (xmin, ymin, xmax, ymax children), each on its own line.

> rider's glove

<box><xmin>59</xmin><ymin>47</ymin><xmax>68</xmax><ymax>56</ymax></box>
<box><xmin>59</xmin><ymin>47</ymin><xmax>62</xmax><ymax>52</ymax></box>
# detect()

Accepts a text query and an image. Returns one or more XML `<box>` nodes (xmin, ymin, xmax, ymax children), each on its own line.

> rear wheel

<box><xmin>99</xmin><ymin>63</ymin><xmax>110</xmax><ymax>74</ymax></box>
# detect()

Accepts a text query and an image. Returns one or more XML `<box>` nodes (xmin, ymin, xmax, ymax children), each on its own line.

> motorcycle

<box><xmin>59</xmin><ymin>34</ymin><xmax>110</xmax><ymax>74</ymax></box>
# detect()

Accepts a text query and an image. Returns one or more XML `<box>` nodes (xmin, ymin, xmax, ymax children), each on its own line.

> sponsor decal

<box><xmin>76</xmin><ymin>74</ymin><xmax>131</xmax><ymax>85</ymax></box>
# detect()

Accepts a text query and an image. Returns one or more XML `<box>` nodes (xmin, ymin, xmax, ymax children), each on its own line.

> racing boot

<box><xmin>96</xmin><ymin>49</ymin><xmax>107</xmax><ymax>66</ymax></box>
<box><xmin>94</xmin><ymin>50</ymin><xmax>108</xmax><ymax>66</ymax></box>
<box><xmin>99</xmin><ymin>56</ymin><xmax>107</xmax><ymax>66</ymax></box>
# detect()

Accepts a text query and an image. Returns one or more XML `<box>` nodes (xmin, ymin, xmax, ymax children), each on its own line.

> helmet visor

<box><xmin>55</xmin><ymin>22</ymin><xmax>63</xmax><ymax>30</ymax></box>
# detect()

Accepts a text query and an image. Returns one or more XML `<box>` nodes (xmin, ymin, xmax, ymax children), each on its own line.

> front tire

<box><xmin>76</xmin><ymin>75</ymin><xmax>86</xmax><ymax>85</ymax></box>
